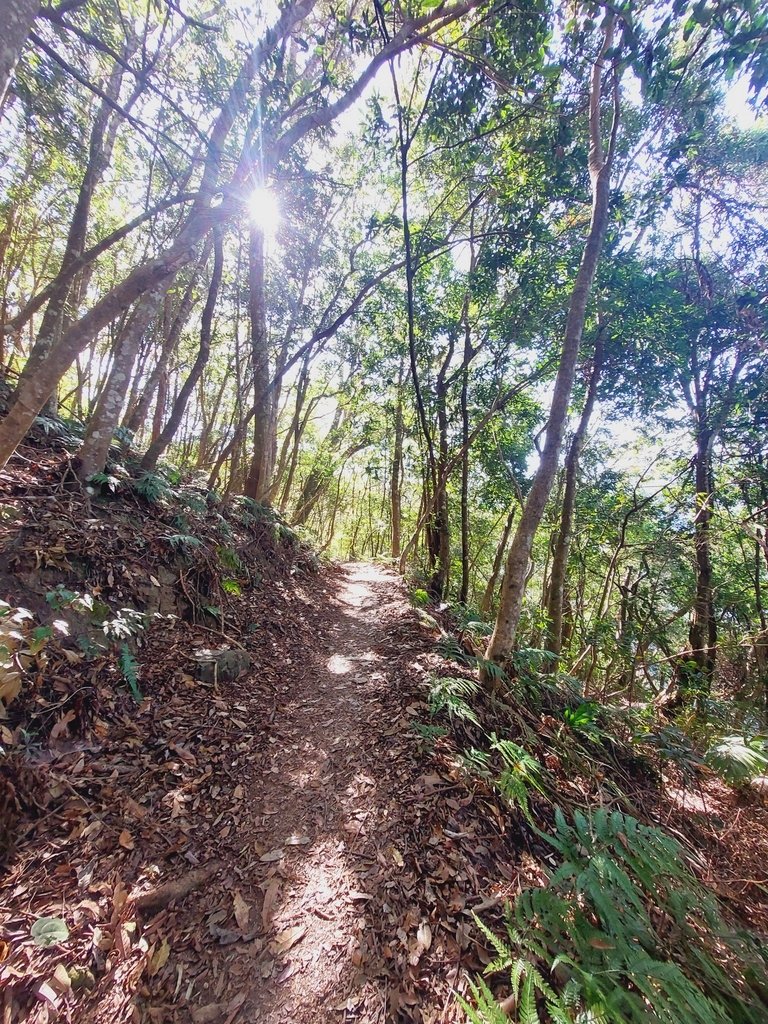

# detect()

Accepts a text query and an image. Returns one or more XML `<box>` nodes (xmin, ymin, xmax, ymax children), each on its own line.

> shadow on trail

<box><xmin>205</xmin><ymin>563</ymin><xmax>473</xmax><ymax>1024</ymax></box>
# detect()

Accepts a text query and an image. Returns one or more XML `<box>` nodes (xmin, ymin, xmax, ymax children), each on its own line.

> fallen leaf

<box><xmin>261</xmin><ymin>878</ymin><xmax>281</xmax><ymax>930</ymax></box>
<box><xmin>191</xmin><ymin>1004</ymin><xmax>226</xmax><ymax>1023</ymax></box>
<box><xmin>124</xmin><ymin>796</ymin><xmax>147</xmax><ymax>819</ymax></box>
<box><xmin>50</xmin><ymin>710</ymin><xmax>76</xmax><ymax>741</ymax></box>
<box><xmin>233</xmin><ymin>890</ymin><xmax>250</xmax><ymax>932</ymax></box>
<box><xmin>30</xmin><ymin>917</ymin><xmax>69</xmax><ymax>947</ymax></box>
<box><xmin>417</xmin><ymin>922</ymin><xmax>432</xmax><ymax>951</ymax></box>
<box><xmin>148</xmin><ymin>938</ymin><xmax>171</xmax><ymax>977</ymax></box>
<box><xmin>259</xmin><ymin>848</ymin><xmax>284</xmax><ymax>863</ymax></box>
<box><xmin>118</xmin><ymin>830</ymin><xmax>135</xmax><ymax>850</ymax></box>
<box><xmin>51</xmin><ymin>963</ymin><xmax>71</xmax><ymax>992</ymax></box>
<box><xmin>273</xmin><ymin>925</ymin><xmax>306</xmax><ymax>954</ymax></box>
<box><xmin>275</xmin><ymin>962</ymin><xmax>296</xmax><ymax>983</ymax></box>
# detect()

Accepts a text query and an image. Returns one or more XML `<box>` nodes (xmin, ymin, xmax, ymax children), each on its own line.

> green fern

<box><xmin>464</xmin><ymin>808</ymin><xmax>767</xmax><ymax>1024</ymax></box>
<box><xmin>88</xmin><ymin>470</ymin><xmax>123</xmax><ymax>492</ymax></box>
<box><xmin>475</xmin><ymin>656</ymin><xmax>508</xmax><ymax>684</ymax></box>
<box><xmin>429</xmin><ymin>675</ymin><xmax>480</xmax><ymax>725</ymax></box>
<box><xmin>437</xmin><ymin>632</ymin><xmax>473</xmax><ymax>664</ymax></box>
<box><xmin>489</xmin><ymin>734</ymin><xmax>546</xmax><ymax>820</ymax></box>
<box><xmin>119</xmin><ymin>644</ymin><xmax>142</xmax><ymax>702</ymax></box>
<box><xmin>132</xmin><ymin>472</ymin><xmax>172</xmax><ymax>503</ymax></box>
<box><xmin>163</xmin><ymin>532</ymin><xmax>204</xmax><ymax>553</ymax></box>
<box><xmin>458</xmin><ymin>977</ymin><xmax>509</xmax><ymax>1024</ymax></box>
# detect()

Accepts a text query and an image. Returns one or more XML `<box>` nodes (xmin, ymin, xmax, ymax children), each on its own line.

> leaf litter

<box><xmin>1</xmin><ymin>454</ymin><xmax>768</xmax><ymax>1022</ymax></box>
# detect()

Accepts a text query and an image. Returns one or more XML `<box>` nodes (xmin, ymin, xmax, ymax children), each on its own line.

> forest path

<box><xmin>204</xmin><ymin>562</ymin><xmax>432</xmax><ymax>1024</ymax></box>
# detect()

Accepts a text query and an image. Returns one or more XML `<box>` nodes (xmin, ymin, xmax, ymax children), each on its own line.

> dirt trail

<box><xmin>201</xmin><ymin>562</ymin><xmax>438</xmax><ymax>1024</ymax></box>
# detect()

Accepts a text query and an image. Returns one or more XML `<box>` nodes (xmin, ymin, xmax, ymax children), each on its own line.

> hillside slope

<box><xmin>1</xmin><ymin>433</ymin><xmax>768</xmax><ymax>1024</ymax></box>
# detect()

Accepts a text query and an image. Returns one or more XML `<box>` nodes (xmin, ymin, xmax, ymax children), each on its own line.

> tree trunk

<box><xmin>484</xmin><ymin>15</ymin><xmax>618</xmax><ymax>677</ymax></box>
<box><xmin>12</xmin><ymin>56</ymin><xmax>126</xmax><ymax>416</ymax></box>
<box><xmin>391</xmin><ymin>379</ymin><xmax>404</xmax><ymax>561</ymax></box>
<box><xmin>243</xmin><ymin>225</ymin><xmax>274</xmax><ymax>501</ymax></box>
<box><xmin>275</xmin><ymin>359</ymin><xmax>311</xmax><ymax>508</ymax></box>
<box><xmin>688</xmin><ymin>429</ymin><xmax>716</xmax><ymax>687</ymax></box>
<box><xmin>459</xmin><ymin>297</ymin><xmax>472</xmax><ymax>605</ymax></box>
<box><xmin>141</xmin><ymin>230</ymin><xmax>223</xmax><ymax>471</ymax></box>
<box><xmin>0</xmin><ymin>207</ymin><xmax>218</xmax><ymax>470</ymax></box>
<box><xmin>78</xmin><ymin>290</ymin><xmax>163</xmax><ymax>479</ymax></box>
<box><xmin>429</xmin><ymin>375</ymin><xmax>451</xmax><ymax>601</ymax></box>
<box><xmin>0</xmin><ymin>0</ymin><xmax>39</xmax><ymax>107</ymax></box>
<box><xmin>545</xmin><ymin>329</ymin><xmax>605</xmax><ymax>662</ymax></box>
<box><xmin>480</xmin><ymin>507</ymin><xmax>516</xmax><ymax>617</ymax></box>
<box><xmin>124</xmin><ymin>260</ymin><xmax>204</xmax><ymax>435</ymax></box>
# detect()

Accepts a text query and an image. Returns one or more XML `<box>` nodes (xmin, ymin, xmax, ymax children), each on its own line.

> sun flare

<box><xmin>248</xmin><ymin>186</ymin><xmax>280</xmax><ymax>237</ymax></box>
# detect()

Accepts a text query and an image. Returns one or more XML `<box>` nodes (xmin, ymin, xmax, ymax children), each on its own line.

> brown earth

<box><xmin>2</xmin><ymin>439</ymin><xmax>768</xmax><ymax>1023</ymax></box>
<box><xmin>1</xmin><ymin>550</ymin><xmax>518</xmax><ymax>1024</ymax></box>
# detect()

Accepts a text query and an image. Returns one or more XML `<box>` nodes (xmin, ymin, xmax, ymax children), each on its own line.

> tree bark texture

<box><xmin>0</xmin><ymin>0</ymin><xmax>39</xmax><ymax>107</ymax></box>
<box><xmin>78</xmin><ymin>289</ymin><xmax>165</xmax><ymax>479</ymax></box>
<box><xmin>243</xmin><ymin>225</ymin><xmax>274</xmax><ymax>501</ymax></box>
<box><xmin>688</xmin><ymin>430</ymin><xmax>716</xmax><ymax>684</ymax></box>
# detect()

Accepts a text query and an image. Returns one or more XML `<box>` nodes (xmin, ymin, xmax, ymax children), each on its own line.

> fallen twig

<box><xmin>133</xmin><ymin>861</ymin><xmax>223</xmax><ymax>911</ymax></box>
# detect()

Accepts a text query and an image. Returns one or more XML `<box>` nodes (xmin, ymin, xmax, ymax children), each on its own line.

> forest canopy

<box><xmin>0</xmin><ymin>0</ymin><xmax>767</xmax><ymax>725</ymax></box>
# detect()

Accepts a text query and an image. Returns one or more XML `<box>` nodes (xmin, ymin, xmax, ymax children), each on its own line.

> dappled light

<box><xmin>1</xmin><ymin>0</ymin><xmax>768</xmax><ymax>1021</ymax></box>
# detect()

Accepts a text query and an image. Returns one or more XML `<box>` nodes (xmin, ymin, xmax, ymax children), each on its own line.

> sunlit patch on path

<box><xmin>216</xmin><ymin>563</ymin><xmax>412</xmax><ymax>1024</ymax></box>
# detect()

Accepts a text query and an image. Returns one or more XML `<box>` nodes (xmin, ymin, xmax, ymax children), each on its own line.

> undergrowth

<box><xmin>461</xmin><ymin>807</ymin><xmax>767</xmax><ymax>1024</ymax></box>
<box><xmin>424</xmin><ymin>613</ymin><xmax>768</xmax><ymax>1024</ymax></box>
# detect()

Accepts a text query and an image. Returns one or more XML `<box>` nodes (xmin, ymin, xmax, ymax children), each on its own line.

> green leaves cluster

<box><xmin>464</xmin><ymin>808</ymin><xmax>768</xmax><ymax>1024</ymax></box>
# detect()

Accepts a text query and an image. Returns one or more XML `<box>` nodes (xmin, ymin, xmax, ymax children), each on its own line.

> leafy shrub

<box><xmin>429</xmin><ymin>675</ymin><xmax>480</xmax><ymax>725</ymax></box>
<box><xmin>132</xmin><ymin>472</ymin><xmax>172</xmax><ymax>504</ymax></box>
<box><xmin>636</xmin><ymin>724</ymin><xmax>705</xmax><ymax>783</ymax></box>
<box><xmin>462</xmin><ymin>807</ymin><xmax>767</xmax><ymax>1024</ymax></box>
<box><xmin>411</xmin><ymin>587</ymin><xmax>430</xmax><ymax>608</ymax></box>
<box><xmin>705</xmin><ymin>735</ymin><xmax>768</xmax><ymax>787</ymax></box>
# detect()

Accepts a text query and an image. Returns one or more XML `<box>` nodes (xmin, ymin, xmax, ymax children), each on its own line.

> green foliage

<box><xmin>458</xmin><ymin>976</ymin><xmax>511</xmax><ymax>1024</ymax></box>
<box><xmin>438</xmin><ymin>632</ymin><xmax>473</xmax><ymax>665</ymax></box>
<box><xmin>411</xmin><ymin>588</ymin><xmax>430</xmax><ymax>608</ymax></box>
<box><xmin>636</xmin><ymin>725</ymin><xmax>705</xmax><ymax>783</ymax></box>
<box><xmin>88</xmin><ymin>470</ymin><xmax>123</xmax><ymax>493</ymax></box>
<box><xmin>177</xmin><ymin>490</ymin><xmax>208</xmax><ymax>516</ymax></box>
<box><xmin>466</xmin><ymin>807</ymin><xmax>768</xmax><ymax>1024</ymax></box>
<box><xmin>163</xmin><ymin>533</ymin><xmax>204</xmax><ymax>553</ymax></box>
<box><xmin>562</xmin><ymin>701</ymin><xmax>604</xmax><ymax>741</ymax></box>
<box><xmin>102</xmin><ymin>608</ymin><xmax>146</xmax><ymax>641</ymax></box>
<box><xmin>705</xmin><ymin>735</ymin><xmax>768</xmax><ymax>786</ymax></box>
<box><xmin>217</xmin><ymin>546</ymin><xmax>243</xmax><ymax>571</ymax></box>
<box><xmin>475</xmin><ymin>657</ymin><xmax>508</xmax><ymax>686</ymax></box>
<box><xmin>132</xmin><ymin>472</ymin><xmax>172</xmax><ymax>504</ymax></box>
<box><xmin>220</xmin><ymin>578</ymin><xmax>242</xmax><ymax>596</ymax></box>
<box><xmin>411</xmin><ymin>720</ymin><xmax>449</xmax><ymax>746</ymax></box>
<box><xmin>429</xmin><ymin>675</ymin><xmax>480</xmax><ymax>726</ymax></box>
<box><xmin>489</xmin><ymin>734</ymin><xmax>546</xmax><ymax>819</ymax></box>
<box><xmin>46</xmin><ymin>586</ymin><xmax>93</xmax><ymax>613</ymax></box>
<box><xmin>118</xmin><ymin>644</ymin><xmax>142</xmax><ymax>702</ymax></box>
